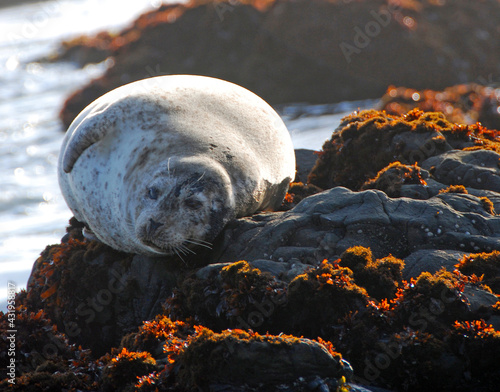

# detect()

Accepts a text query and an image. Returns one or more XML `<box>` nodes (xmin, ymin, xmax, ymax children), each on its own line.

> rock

<box><xmin>456</xmin><ymin>250</ymin><xmax>500</xmax><ymax>294</ymax></box>
<box><xmin>294</xmin><ymin>148</ymin><xmax>319</xmax><ymax>183</ymax></box>
<box><xmin>403</xmin><ymin>249</ymin><xmax>469</xmax><ymax>279</ymax></box>
<box><xmin>213</xmin><ymin>187</ymin><xmax>500</xmax><ymax>264</ymax></box>
<box><xmin>19</xmin><ymin>105</ymin><xmax>500</xmax><ymax>391</ymax></box>
<box><xmin>380</xmin><ymin>84</ymin><xmax>500</xmax><ymax>131</ymax></box>
<box><xmin>44</xmin><ymin>32</ymin><xmax>114</xmax><ymax>65</ymax></box>
<box><xmin>177</xmin><ymin>329</ymin><xmax>352</xmax><ymax>388</ymax></box>
<box><xmin>58</xmin><ymin>0</ymin><xmax>500</xmax><ymax>128</ymax></box>
<box><xmin>24</xmin><ymin>233</ymin><xmax>182</xmax><ymax>355</ymax></box>
<box><xmin>421</xmin><ymin>149</ymin><xmax>500</xmax><ymax>193</ymax></box>
<box><xmin>462</xmin><ymin>285</ymin><xmax>499</xmax><ymax>313</ymax></box>
<box><xmin>308</xmin><ymin>109</ymin><xmax>500</xmax><ymax>191</ymax></box>
<box><xmin>195</xmin><ymin>258</ymin><xmax>310</xmax><ymax>282</ymax></box>
<box><xmin>360</xmin><ymin>161</ymin><xmax>429</xmax><ymax>198</ymax></box>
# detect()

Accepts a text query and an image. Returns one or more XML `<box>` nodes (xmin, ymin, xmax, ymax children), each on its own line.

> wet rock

<box><xmin>213</xmin><ymin>187</ymin><xmax>500</xmax><ymax>265</ymax></box>
<box><xmin>45</xmin><ymin>32</ymin><xmax>114</xmax><ymax>65</ymax></box>
<box><xmin>462</xmin><ymin>285</ymin><xmax>499</xmax><ymax>313</ymax></box>
<box><xmin>456</xmin><ymin>250</ymin><xmax>500</xmax><ymax>294</ymax></box>
<box><xmin>403</xmin><ymin>249</ymin><xmax>469</xmax><ymax>279</ymax></box>
<box><xmin>421</xmin><ymin>149</ymin><xmax>500</xmax><ymax>193</ymax></box>
<box><xmin>360</xmin><ymin>161</ymin><xmax>429</xmax><ymax>198</ymax></box>
<box><xmin>308</xmin><ymin>109</ymin><xmax>500</xmax><ymax>191</ymax></box>
<box><xmin>19</xmin><ymin>99</ymin><xmax>500</xmax><ymax>391</ymax></box>
<box><xmin>294</xmin><ymin>148</ymin><xmax>319</xmax><ymax>183</ymax></box>
<box><xmin>195</xmin><ymin>258</ymin><xmax>310</xmax><ymax>282</ymax></box>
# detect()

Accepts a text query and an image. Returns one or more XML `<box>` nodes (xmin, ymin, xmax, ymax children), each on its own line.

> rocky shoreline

<box><xmin>2</xmin><ymin>0</ymin><xmax>500</xmax><ymax>390</ymax></box>
<box><xmin>2</xmin><ymin>108</ymin><xmax>500</xmax><ymax>391</ymax></box>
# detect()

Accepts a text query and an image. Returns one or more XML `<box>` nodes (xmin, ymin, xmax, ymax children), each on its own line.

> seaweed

<box><xmin>308</xmin><ymin>109</ymin><xmax>500</xmax><ymax>191</ymax></box>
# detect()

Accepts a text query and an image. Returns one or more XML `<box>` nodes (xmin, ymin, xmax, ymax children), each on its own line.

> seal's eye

<box><xmin>184</xmin><ymin>197</ymin><xmax>203</xmax><ymax>210</ymax></box>
<box><xmin>147</xmin><ymin>187</ymin><xmax>159</xmax><ymax>200</ymax></box>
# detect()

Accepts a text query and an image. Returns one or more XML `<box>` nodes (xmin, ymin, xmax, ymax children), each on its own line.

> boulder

<box><xmin>58</xmin><ymin>0</ymin><xmax>500</xmax><ymax>128</ymax></box>
<box><xmin>177</xmin><ymin>329</ymin><xmax>352</xmax><ymax>388</ymax></box>
<box><xmin>16</xmin><ymin>107</ymin><xmax>500</xmax><ymax>391</ymax></box>
<box><xmin>213</xmin><ymin>187</ymin><xmax>500</xmax><ymax>265</ymax></box>
<box><xmin>403</xmin><ymin>249</ymin><xmax>469</xmax><ymax>279</ymax></box>
<box><xmin>421</xmin><ymin>149</ymin><xmax>500</xmax><ymax>193</ymax></box>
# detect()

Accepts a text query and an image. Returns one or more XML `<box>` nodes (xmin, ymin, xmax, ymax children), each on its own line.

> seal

<box><xmin>58</xmin><ymin>75</ymin><xmax>296</xmax><ymax>257</ymax></box>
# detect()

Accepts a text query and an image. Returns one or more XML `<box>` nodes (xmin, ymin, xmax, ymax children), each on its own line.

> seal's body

<box><xmin>58</xmin><ymin>75</ymin><xmax>295</xmax><ymax>257</ymax></box>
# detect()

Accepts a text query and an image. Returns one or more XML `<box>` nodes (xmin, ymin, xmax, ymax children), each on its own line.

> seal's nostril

<box><xmin>148</xmin><ymin>219</ymin><xmax>164</xmax><ymax>235</ymax></box>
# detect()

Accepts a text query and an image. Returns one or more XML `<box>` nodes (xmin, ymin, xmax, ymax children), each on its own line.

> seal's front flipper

<box><xmin>83</xmin><ymin>225</ymin><xmax>100</xmax><ymax>242</ymax></box>
<box><xmin>62</xmin><ymin>108</ymin><xmax>116</xmax><ymax>173</ymax></box>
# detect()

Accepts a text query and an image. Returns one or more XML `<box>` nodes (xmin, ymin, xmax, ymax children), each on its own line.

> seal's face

<box><xmin>134</xmin><ymin>169</ymin><xmax>232</xmax><ymax>257</ymax></box>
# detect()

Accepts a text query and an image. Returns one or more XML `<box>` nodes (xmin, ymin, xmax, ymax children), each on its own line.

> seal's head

<box><xmin>132</xmin><ymin>159</ymin><xmax>234</xmax><ymax>257</ymax></box>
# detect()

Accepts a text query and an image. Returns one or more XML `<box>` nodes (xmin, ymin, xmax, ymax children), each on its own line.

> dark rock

<box><xmin>403</xmin><ymin>249</ymin><xmax>469</xmax><ymax>279</ymax></box>
<box><xmin>19</xmin><ymin>106</ymin><xmax>500</xmax><ymax>391</ymax></box>
<box><xmin>421</xmin><ymin>149</ymin><xmax>500</xmax><ymax>193</ymax></box>
<box><xmin>294</xmin><ymin>148</ymin><xmax>319</xmax><ymax>183</ymax></box>
<box><xmin>213</xmin><ymin>187</ymin><xmax>500</xmax><ymax>264</ymax></box>
<box><xmin>195</xmin><ymin>258</ymin><xmax>310</xmax><ymax>282</ymax></box>
<box><xmin>24</xmin><ymin>236</ymin><xmax>182</xmax><ymax>355</ymax></box>
<box><xmin>361</xmin><ymin>161</ymin><xmax>429</xmax><ymax>197</ymax></box>
<box><xmin>308</xmin><ymin>109</ymin><xmax>500</xmax><ymax>191</ymax></box>
<box><xmin>46</xmin><ymin>32</ymin><xmax>114</xmax><ymax>66</ymax></box>
<box><xmin>58</xmin><ymin>0</ymin><xmax>500</xmax><ymax>128</ymax></box>
<box><xmin>462</xmin><ymin>285</ymin><xmax>499</xmax><ymax>313</ymax></box>
<box><xmin>178</xmin><ymin>329</ymin><xmax>351</xmax><ymax>388</ymax></box>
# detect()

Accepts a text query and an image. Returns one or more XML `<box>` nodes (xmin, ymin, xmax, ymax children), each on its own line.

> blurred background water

<box><xmin>0</xmin><ymin>0</ymin><xmax>176</xmax><ymax>308</ymax></box>
<box><xmin>0</xmin><ymin>0</ymin><xmax>375</xmax><ymax>310</ymax></box>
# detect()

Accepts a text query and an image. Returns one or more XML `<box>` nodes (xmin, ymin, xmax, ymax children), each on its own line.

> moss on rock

<box><xmin>457</xmin><ymin>251</ymin><xmax>500</xmax><ymax>293</ymax></box>
<box><xmin>361</xmin><ymin>161</ymin><xmax>427</xmax><ymax>197</ymax></box>
<box><xmin>308</xmin><ymin>109</ymin><xmax>500</xmax><ymax>191</ymax></box>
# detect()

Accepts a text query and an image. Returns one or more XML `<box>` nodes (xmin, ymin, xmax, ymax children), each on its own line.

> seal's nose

<box><xmin>148</xmin><ymin>219</ymin><xmax>164</xmax><ymax>235</ymax></box>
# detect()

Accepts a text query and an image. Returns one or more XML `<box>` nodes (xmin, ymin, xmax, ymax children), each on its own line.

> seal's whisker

<box><xmin>184</xmin><ymin>238</ymin><xmax>213</xmax><ymax>250</ymax></box>
<box><xmin>179</xmin><ymin>243</ymin><xmax>196</xmax><ymax>255</ymax></box>
<box><xmin>167</xmin><ymin>158</ymin><xmax>172</xmax><ymax>179</ymax></box>
<box><xmin>124</xmin><ymin>216</ymin><xmax>136</xmax><ymax>236</ymax></box>
<box><xmin>194</xmin><ymin>172</ymin><xmax>206</xmax><ymax>183</ymax></box>
<box><xmin>173</xmin><ymin>247</ymin><xmax>186</xmax><ymax>264</ymax></box>
<box><xmin>177</xmin><ymin>246</ymin><xmax>188</xmax><ymax>256</ymax></box>
<box><xmin>186</xmin><ymin>237</ymin><xmax>212</xmax><ymax>246</ymax></box>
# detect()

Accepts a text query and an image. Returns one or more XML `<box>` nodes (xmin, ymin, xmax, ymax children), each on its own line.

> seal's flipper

<box><xmin>62</xmin><ymin>111</ymin><xmax>116</xmax><ymax>173</ymax></box>
<box><xmin>83</xmin><ymin>225</ymin><xmax>100</xmax><ymax>242</ymax></box>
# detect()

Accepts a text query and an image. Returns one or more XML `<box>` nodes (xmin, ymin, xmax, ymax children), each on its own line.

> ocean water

<box><xmin>0</xmin><ymin>0</ymin><xmax>376</xmax><ymax>310</ymax></box>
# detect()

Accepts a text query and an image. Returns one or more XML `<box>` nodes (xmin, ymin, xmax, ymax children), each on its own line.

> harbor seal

<box><xmin>58</xmin><ymin>75</ymin><xmax>296</xmax><ymax>257</ymax></box>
